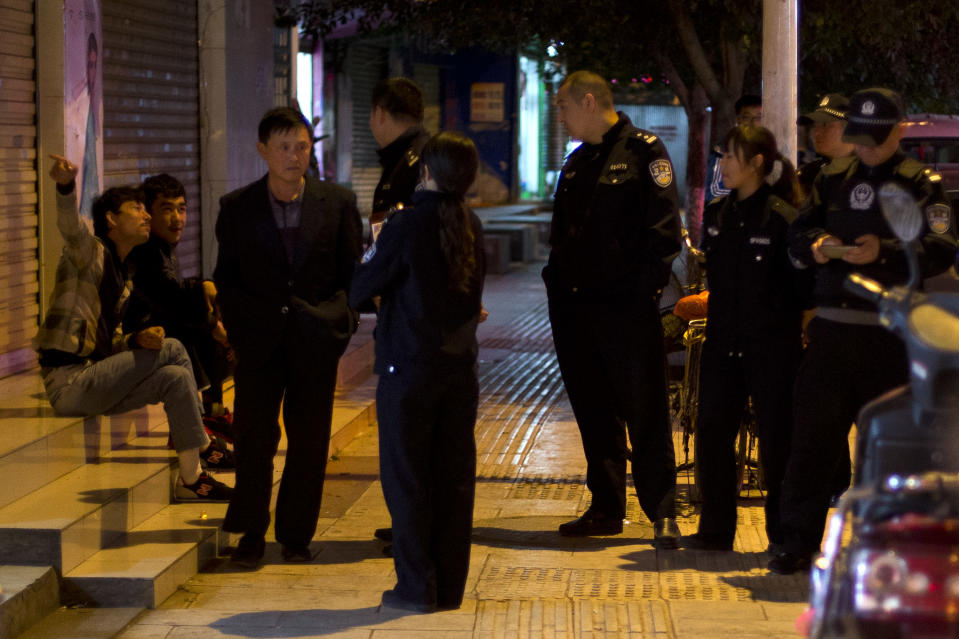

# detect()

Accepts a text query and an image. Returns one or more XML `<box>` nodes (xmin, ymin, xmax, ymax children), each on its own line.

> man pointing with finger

<box><xmin>35</xmin><ymin>155</ymin><xmax>232</xmax><ymax>501</ymax></box>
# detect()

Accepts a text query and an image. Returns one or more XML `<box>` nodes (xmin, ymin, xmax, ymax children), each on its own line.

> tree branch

<box><xmin>667</xmin><ymin>0</ymin><xmax>722</xmax><ymax>102</ymax></box>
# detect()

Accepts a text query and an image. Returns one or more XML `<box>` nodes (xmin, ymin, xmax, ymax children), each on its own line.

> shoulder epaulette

<box><xmin>821</xmin><ymin>155</ymin><xmax>856</xmax><ymax>176</ymax></box>
<box><xmin>895</xmin><ymin>157</ymin><xmax>925</xmax><ymax>180</ymax></box>
<box><xmin>766</xmin><ymin>195</ymin><xmax>797</xmax><ymax>223</ymax></box>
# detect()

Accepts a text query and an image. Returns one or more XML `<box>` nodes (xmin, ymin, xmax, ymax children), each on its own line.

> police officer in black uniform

<box><xmin>369</xmin><ymin>77</ymin><xmax>431</xmax><ymax>230</ymax></box>
<box><xmin>544</xmin><ymin>70</ymin><xmax>682</xmax><ymax>547</ymax></box>
<box><xmin>797</xmin><ymin>94</ymin><xmax>853</xmax><ymax>198</ymax></box>
<box><xmin>367</xmin><ymin>77</ymin><xmax>430</xmax><ymax>545</ymax></box>
<box><xmin>349</xmin><ymin>132</ymin><xmax>485</xmax><ymax>612</ymax></box>
<box><xmin>771</xmin><ymin>88</ymin><xmax>959</xmax><ymax>574</ymax></box>
<box><xmin>682</xmin><ymin>126</ymin><xmax>805</xmax><ymax>552</ymax></box>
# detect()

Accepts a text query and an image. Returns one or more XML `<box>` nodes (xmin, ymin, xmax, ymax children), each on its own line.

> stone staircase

<box><xmin>0</xmin><ymin>319</ymin><xmax>377</xmax><ymax>638</ymax></box>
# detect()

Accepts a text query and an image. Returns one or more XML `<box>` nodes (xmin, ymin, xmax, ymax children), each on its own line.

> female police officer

<box><xmin>349</xmin><ymin>131</ymin><xmax>485</xmax><ymax>613</ymax></box>
<box><xmin>682</xmin><ymin>126</ymin><xmax>807</xmax><ymax>552</ymax></box>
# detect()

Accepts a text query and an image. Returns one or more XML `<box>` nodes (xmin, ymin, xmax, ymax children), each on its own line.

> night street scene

<box><xmin>0</xmin><ymin>1</ymin><xmax>958</xmax><ymax>638</ymax></box>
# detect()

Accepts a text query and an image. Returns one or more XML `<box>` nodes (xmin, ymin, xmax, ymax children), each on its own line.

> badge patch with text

<box><xmin>649</xmin><ymin>159</ymin><xmax>673</xmax><ymax>188</ymax></box>
<box><xmin>926</xmin><ymin>203</ymin><xmax>953</xmax><ymax>234</ymax></box>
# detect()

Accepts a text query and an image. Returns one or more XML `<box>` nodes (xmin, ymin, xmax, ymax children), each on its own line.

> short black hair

<box><xmin>92</xmin><ymin>186</ymin><xmax>144</xmax><ymax>239</ymax></box>
<box><xmin>142</xmin><ymin>173</ymin><xmax>185</xmax><ymax>212</ymax></box>
<box><xmin>735</xmin><ymin>94</ymin><xmax>762</xmax><ymax>114</ymax></box>
<box><xmin>371</xmin><ymin>78</ymin><xmax>424</xmax><ymax>123</ymax></box>
<box><xmin>258</xmin><ymin>107</ymin><xmax>311</xmax><ymax>145</ymax></box>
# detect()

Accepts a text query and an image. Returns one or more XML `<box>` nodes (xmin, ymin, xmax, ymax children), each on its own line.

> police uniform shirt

<box><xmin>371</xmin><ymin>125</ymin><xmax>430</xmax><ymax>221</ymax></box>
<box><xmin>701</xmin><ymin>185</ymin><xmax>803</xmax><ymax>350</ymax></box>
<box><xmin>789</xmin><ymin>151</ymin><xmax>958</xmax><ymax>311</ymax></box>
<box><xmin>547</xmin><ymin>113</ymin><xmax>681</xmax><ymax>300</ymax></box>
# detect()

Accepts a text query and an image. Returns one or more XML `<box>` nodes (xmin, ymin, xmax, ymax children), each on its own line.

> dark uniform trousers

<box><xmin>224</xmin><ymin>328</ymin><xmax>341</xmax><ymax>547</ymax></box>
<box><xmin>376</xmin><ymin>361</ymin><xmax>478</xmax><ymax>608</ymax></box>
<box><xmin>548</xmin><ymin>292</ymin><xmax>676</xmax><ymax>522</ymax></box>
<box><xmin>780</xmin><ymin>317</ymin><xmax>907</xmax><ymax>555</ymax></box>
<box><xmin>695</xmin><ymin>338</ymin><xmax>799</xmax><ymax>544</ymax></box>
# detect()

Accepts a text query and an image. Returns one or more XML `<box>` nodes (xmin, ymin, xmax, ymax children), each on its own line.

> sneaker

<box><xmin>200</xmin><ymin>437</ymin><xmax>235</xmax><ymax>470</ymax></box>
<box><xmin>175</xmin><ymin>472</ymin><xmax>233</xmax><ymax>502</ymax></box>
<box><xmin>203</xmin><ymin>414</ymin><xmax>235</xmax><ymax>443</ymax></box>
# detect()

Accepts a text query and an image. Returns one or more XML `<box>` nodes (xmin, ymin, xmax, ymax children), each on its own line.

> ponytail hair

<box><xmin>421</xmin><ymin>131</ymin><xmax>480</xmax><ymax>292</ymax></box>
<box><xmin>724</xmin><ymin>125</ymin><xmax>802</xmax><ymax>207</ymax></box>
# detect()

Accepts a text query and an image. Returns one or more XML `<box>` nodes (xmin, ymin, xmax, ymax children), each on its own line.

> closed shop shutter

<box><xmin>347</xmin><ymin>44</ymin><xmax>385</xmax><ymax>216</ymax></box>
<box><xmin>101</xmin><ymin>0</ymin><xmax>201</xmax><ymax>277</ymax></box>
<box><xmin>0</xmin><ymin>0</ymin><xmax>39</xmax><ymax>377</ymax></box>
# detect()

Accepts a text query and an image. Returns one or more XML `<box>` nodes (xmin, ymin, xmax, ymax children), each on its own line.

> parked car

<box><xmin>901</xmin><ymin>114</ymin><xmax>959</xmax><ymax>292</ymax></box>
<box><xmin>901</xmin><ymin>114</ymin><xmax>959</xmax><ymax>203</ymax></box>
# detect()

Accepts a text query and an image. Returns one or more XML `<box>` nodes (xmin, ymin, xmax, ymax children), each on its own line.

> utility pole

<box><xmin>762</xmin><ymin>0</ymin><xmax>798</xmax><ymax>165</ymax></box>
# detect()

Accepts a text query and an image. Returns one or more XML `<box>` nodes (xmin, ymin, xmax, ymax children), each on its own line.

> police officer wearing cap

<box><xmin>771</xmin><ymin>88</ymin><xmax>959</xmax><ymax>575</ymax></box>
<box><xmin>797</xmin><ymin>93</ymin><xmax>856</xmax><ymax>500</ymax></box>
<box><xmin>543</xmin><ymin>70</ymin><xmax>682</xmax><ymax>547</ymax></box>
<box><xmin>797</xmin><ymin>94</ymin><xmax>855</xmax><ymax>197</ymax></box>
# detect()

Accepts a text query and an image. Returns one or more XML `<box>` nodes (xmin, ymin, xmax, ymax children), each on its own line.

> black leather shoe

<box><xmin>281</xmin><ymin>544</ymin><xmax>313</xmax><ymax>562</ymax></box>
<box><xmin>374</xmin><ymin>527</ymin><xmax>393</xmax><ymax>542</ymax></box>
<box><xmin>681</xmin><ymin>532</ymin><xmax>733</xmax><ymax>551</ymax></box>
<box><xmin>229</xmin><ymin>534</ymin><xmax>265</xmax><ymax>569</ymax></box>
<box><xmin>558</xmin><ymin>509</ymin><xmax>623</xmax><ymax>537</ymax></box>
<box><xmin>767</xmin><ymin>551</ymin><xmax>812</xmax><ymax>575</ymax></box>
<box><xmin>380</xmin><ymin>589</ymin><xmax>436</xmax><ymax>614</ymax></box>
<box><xmin>653</xmin><ymin>517</ymin><xmax>681</xmax><ymax>549</ymax></box>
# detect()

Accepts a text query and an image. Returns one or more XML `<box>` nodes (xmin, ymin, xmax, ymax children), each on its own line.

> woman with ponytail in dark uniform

<box><xmin>350</xmin><ymin>131</ymin><xmax>485</xmax><ymax>613</ymax></box>
<box><xmin>682</xmin><ymin>126</ymin><xmax>807</xmax><ymax>553</ymax></box>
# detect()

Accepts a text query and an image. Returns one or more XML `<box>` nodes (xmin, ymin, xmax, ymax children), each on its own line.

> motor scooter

<box><xmin>803</xmin><ymin>183</ymin><xmax>959</xmax><ymax>639</ymax></box>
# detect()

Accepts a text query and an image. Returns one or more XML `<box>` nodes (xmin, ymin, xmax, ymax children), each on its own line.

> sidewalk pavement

<box><xmin>118</xmin><ymin>263</ymin><xmax>809</xmax><ymax>639</ymax></box>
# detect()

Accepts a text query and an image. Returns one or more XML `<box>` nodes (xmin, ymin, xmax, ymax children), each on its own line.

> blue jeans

<box><xmin>41</xmin><ymin>339</ymin><xmax>209</xmax><ymax>453</ymax></box>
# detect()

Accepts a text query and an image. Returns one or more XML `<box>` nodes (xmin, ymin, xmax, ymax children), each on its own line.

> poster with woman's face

<box><xmin>63</xmin><ymin>0</ymin><xmax>101</xmax><ymax>220</ymax></box>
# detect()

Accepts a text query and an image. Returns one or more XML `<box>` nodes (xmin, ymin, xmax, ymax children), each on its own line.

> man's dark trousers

<box><xmin>548</xmin><ymin>292</ymin><xmax>676</xmax><ymax>522</ymax></box>
<box><xmin>224</xmin><ymin>328</ymin><xmax>341</xmax><ymax>548</ymax></box>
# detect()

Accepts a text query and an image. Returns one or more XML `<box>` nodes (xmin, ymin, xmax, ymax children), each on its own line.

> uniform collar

<box><xmin>377</xmin><ymin>125</ymin><xmax>426</xmax><ymax>169</ymax></box>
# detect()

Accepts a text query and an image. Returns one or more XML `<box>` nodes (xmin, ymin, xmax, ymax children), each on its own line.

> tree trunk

<box><xmin>685</xmin><ymin>83</ymin><xmax>708</xmax><ymax>245</ymax></box>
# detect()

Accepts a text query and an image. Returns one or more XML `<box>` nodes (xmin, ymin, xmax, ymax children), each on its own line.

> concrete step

<box><xmin>17</xmin><ymin>607</ymin><xmax>142</xmax><ymax>639</ymax></box>
<box><xmin>0</xmin><ymin>372</ymin><xmax>167</xmax><ymax>512</ymax></box>
<box><xmin>0</xmin><ymin>566</ymin><xmax>59</xmax><ymax>639</ymax></box>
<box><xmin>0</xmin><ymin>428</ymin><xmax>175</xmax><ymax>575</ymax></box>
<box><xmin>61</xmin><ymin>501</ymin><xmax>225</xmax><ymax>609</ymax></box>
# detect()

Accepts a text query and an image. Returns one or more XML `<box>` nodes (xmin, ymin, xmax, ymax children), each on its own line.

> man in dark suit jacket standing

<box><xmin>214</xmin><ymin>107</ymin><xmax>363</xmax><ymax>568</ymax></box>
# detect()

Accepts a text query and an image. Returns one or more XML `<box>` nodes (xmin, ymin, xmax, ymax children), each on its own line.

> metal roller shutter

<box><xmin>101</xmin><ymin>0</ymin><xmax>201</xmax><ymax>277</ymax></box>
<box><xmin>0</xmin><ymin>0</ymin><xmax>39</xmax><ymax>377</ymax></box>
<box><xmin>347</xmin><ymin>44</ymin><xmax>386</xmax><ymax>216</ymax></box>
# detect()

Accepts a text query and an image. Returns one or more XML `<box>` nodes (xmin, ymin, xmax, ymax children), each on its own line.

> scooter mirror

<box><xmin>878</xmin><ymin>182</ymin><xmax>924</xmax><ymax>243</ymax></box>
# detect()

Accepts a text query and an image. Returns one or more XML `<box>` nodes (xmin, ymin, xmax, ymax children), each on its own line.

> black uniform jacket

<box><xmin>125</xmin><ymin>235</ymin><xmax>213</xmax><ymax>337</ymax></box>
<box><xmin>349</xmin><ymin>190</ymin><xmax>486</xmax><ymax>375</ymax></box>
<box><xmin>371</xmin><ymin>126</ymin><xmax>430</xmax><ymax>223</ymax></box>
<box><xmin>545</xmin><ymin>114</ymin><xmax>681</xmax><ymax>302</ymax></box>
<box><xmin>213</xmin><ymin>174</ymin><xmax>363</xmax><ymax>368</ymax></box>
<box><xmin>788</xmin><ymin>152</ymin><xmax>958</xmax><ymax>311</ymax></box>
<box><xmin>701</xmin><ymin>186</ymin><xmax>805</xmax><ymax>350</ymax></box>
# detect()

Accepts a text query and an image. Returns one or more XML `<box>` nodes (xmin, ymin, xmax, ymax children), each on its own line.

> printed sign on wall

<box><xmin>470</xmin><ymin>82</ymin><xmax>505</xmax><ymax>123</ymax></box>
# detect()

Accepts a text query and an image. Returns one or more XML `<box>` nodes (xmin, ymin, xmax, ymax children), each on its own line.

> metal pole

<box><xmin>762</xmin><ymin>0</ymin><xmax>799</xmax><ymax>165</ymax></box>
